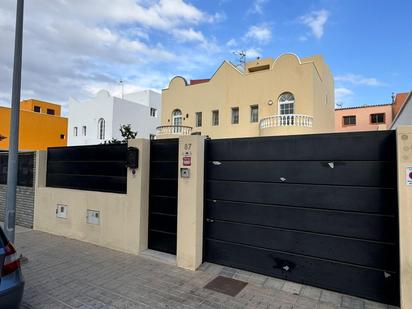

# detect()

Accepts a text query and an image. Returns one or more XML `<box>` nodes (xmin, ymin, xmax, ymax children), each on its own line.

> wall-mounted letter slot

<box><xmin>126</xmin><ymin>147</ymin><xmax>139</xmax><ymax>169</ymax></box>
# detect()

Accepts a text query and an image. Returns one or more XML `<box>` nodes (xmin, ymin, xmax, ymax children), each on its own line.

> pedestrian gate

<box><xmin>148</xmin><ymin>139</ymin><xmax>179</xmax><ymax>254</ymax></box>
<box><xmin>204</xmin><ymin>131</ymin><xmax>399</xmax><ymax>305</ymax></box>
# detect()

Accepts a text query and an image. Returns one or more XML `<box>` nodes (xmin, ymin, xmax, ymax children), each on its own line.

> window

<box><xmin>231</xmin><ymin>107</ymin><xmax>239</xmax><ymax>124</ymax></box>
<box><xmin>73</xmin><ymin>127</ymin><xmax>78</xmax><ymax>137</ymax></box>
<box><xmin>47</xmin><ymin>108</ymin><xmax>55</xmax><ymax>115</ymax></box>
<box><xmin>33</xmin><ymin>106</ymin><xmax>41</xmax><ymax>113</ymax></box>
<box><xmin>250</xmin><ymin>105</ymin><xmax>259</xmax><ymax>123</ymax></box>
<box><xmin>82</xmin><ymin>126</ymin><xmax>87</xmax><ymax>136</ymax></box>
<box><xmin>195</xmin><ymin>112</ymin><xmax>202</xmax><ymax>127</ymax></box>
<box><xmin>212</xmin><ymin>110</ymin><xmax>219</xmax><ymax>126</ymax></box>
<box><xmin>172</xmin><ymin>109</ymin><xmax>183</xmax><ymax>133</ymax></box>
<box><xmin>278</xmin><ymin>92</ymin><xmax>295</xmax><ymax>115</ymax></box>
<box><xmin>370</xmin><ymin>113</ymin><xmax>385</xmax><ymax>124</ymax></box>
<box><xmin>150</xmin><ymin>108</ymin><xmax>157</xmax><ymax>117</ymax></box>
<box><xmin>97</xmin><ymin>118</ymin><xmax>105</xmax><ymax>140</ymax></box>
<box><xmin>343</xmin><ymin>115</ymin><xmax>356</xmax><ymax>126</ymax></box>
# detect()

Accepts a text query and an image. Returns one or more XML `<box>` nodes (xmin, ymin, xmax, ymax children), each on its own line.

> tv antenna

<box><xmin>233</xmin><ymin>50</ymin><xmax>246</xmax><ymax>71</ymax></box>
<box><xmin>119</xmin><ymin>80</ymin><xmax>124</xmax><ymax>99</ymax></box>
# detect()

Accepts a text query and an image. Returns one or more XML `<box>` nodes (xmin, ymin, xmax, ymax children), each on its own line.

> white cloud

<box><xmin>335</xmin><ymin>87</ymin><xmax>354</xmax><ymax>107</ymax></box>
<box><xmin>335</xmin><ymin>74</ymin><xmax>385</xmax><ymax>86</ymax></box>
<box><xmin>245</xmin><ymin>48</ymin><xmax>262</xmax><ymax>59</ymax></box>
<box><xmin>172</xmin><ymin>28</ymin><xmax>206</xmax><ymax>43</ymax></box>
<box><xmin>244</xmin><ymin>24</ymin><xmax>272</xmax><ymax>44</ymax></box>
<box><xmin>300</xmin><ymin>9</ymin><xmax>329</xmax><ymax>39</ymax></box>
<box><xmin>226</xmin><ymin>38</ymin><xmax>237</xmax><ymax>47</ymax></box>
<box><xmin>248</xmin><ymin>0</ymin><xmax>269</xmax><ymax>15</ymax></box>
<box><xmin>0</xmin><ymin>0</ymin><xmax>222</xmax><ymax>110</ymax></box>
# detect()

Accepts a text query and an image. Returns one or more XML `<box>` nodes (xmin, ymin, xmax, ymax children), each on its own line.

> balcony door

<box><xmin>172</xmin><ymin>109</ymin><xmax>182</xmax><ymax>133</ymax></box>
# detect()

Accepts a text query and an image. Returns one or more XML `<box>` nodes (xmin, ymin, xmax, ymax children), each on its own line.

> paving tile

<box><xmin>300</xmin><ymin>285</ymin><xmax>322</xmax><ymax>301</ymax></box>
<box><xmin>320</xmin><ymin>290</ymin><xmax>343</xmax><ymax>307</ymax></box>
<box><xmin>342</xmin><ymin>295</ymin><xmax>365</xmax><ymax>309</ymax></box>
<box><xmin>263</xmin><ymin>277</ymin><xmax>286</xmax><ymax>290</ymax></box>
<box><xmin>281</xmin><ymin>281</ymin><xmax>303</xmax><ymax>295</ymax></box>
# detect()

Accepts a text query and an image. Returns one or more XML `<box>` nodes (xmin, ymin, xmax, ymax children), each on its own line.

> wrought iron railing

<box><xmin>260</xmin><ymin>114</ymin><xmax>314</xmax><ymax>129</ymax></box>
<box><xmin>156</xmin><ymin>125</ymin><xmax>193</xmax><ymax>136</ymax></box>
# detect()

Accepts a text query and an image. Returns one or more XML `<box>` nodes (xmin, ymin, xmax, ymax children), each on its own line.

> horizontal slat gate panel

<box><xmin>148</xmin><ymin>139</ymin><xmax>178</xmax><ymax>255</ymax></box>
<box><xmin>207</xmin><ymin>180</ymin><xmax>396</xmax><ymax>214</ymax></box>
<box><xmin>47</xmin><ymin>144</ymin><xmax>127</xmax><ymax>161</ymax></box>
<box><xmin>150</xmin><ymin>179</ymin><xmax>178</xmax><ymax>197</ymax></box>
<box><xmin>205</xmin><ymin>221</ymin><xmax>397</xmax><ymax>270</ymax></box>
<box><xmin>149</xmin><ymin>196</ymin><xmax>177</xmax><ymax>215</ymax></box>
<box><xmin>207</xmin><ymin>131</ymin><xmax>396</xmax><ymax>161</ymax></box>
<box><xmin>205</xmin><ymin>240</ymin><xmax>399</xmax><ymax>305</ymax></box>
<box><xmin>47</xmin><ymin>161</ymin><xmax>126</xmax><ymax>177</ymax></box>
<box><xmin>207</xmin><ymin>161</ymin><xmax>395</xmax><ymax>187</ymax></box>
<box><xmin>205</xmin><ymin>200</ymin><xmax>397</xmax><ymax>242</ymax></box>
<box><xmin>0</xmin><ymin>152</ymin><xmax>34</xmax><ymax>187</ymax></box>
<box><xmin>204</xmin><ymin>131</ymin><xmax>399</xmax><ymax>305</ymax></box>
<box><xmin>46</xmin><ymin>144</ymin><xmax>127</xmax><ymax>193</ymax></box>
<box><xmin>148</xmin><ymin>231</ymin><xmax>177</xmax><ymax>255</ymax></box>
<box><xmin>46</xmin><ymin>174</ymin><xmax>127</xmax><ymax>193</ymax></box>
<box><xmin>150</xmin><ymin>161</ymin><xmax>178</xmax><ymax>179</ymax></box>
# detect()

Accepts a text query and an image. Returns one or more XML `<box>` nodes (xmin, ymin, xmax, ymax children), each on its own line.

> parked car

<box><xmin>0</xmin><ymin>227</ymin><xmax>24</xmax><ymax>308</ymax></box>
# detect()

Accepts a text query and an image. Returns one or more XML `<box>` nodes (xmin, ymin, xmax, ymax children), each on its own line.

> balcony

<box><xmin>260</xmin><ymin>114</ymin><xmax>313</xmax><ymax>129</ymax></box>
<box><xmin>156</xmin><ymin>125</ymin><xmax>193</xmax><ymax>137</ymax></box>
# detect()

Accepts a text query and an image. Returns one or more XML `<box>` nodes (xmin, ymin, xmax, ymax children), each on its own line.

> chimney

<box><xmin>391</xmin><ymin>92</ymin><xmax>396</xmax><ymax>104</ymax></box>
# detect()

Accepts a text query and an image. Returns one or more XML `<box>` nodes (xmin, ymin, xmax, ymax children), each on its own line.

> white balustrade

<box><xmin>156</xmin><ymin>125</ymin><xmax>193</xmax><ymax>136</ymax></box>
<box><xmin>259</xmin><ymin>114</ymin><xmax>313</xmax><ymax>129</ymax></box>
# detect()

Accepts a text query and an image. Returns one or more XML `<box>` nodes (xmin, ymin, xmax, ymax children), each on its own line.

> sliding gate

<box><xmin>204</xmin><ymin>131</ymin><xmax>399</xmax><ymax>305</ymax></box>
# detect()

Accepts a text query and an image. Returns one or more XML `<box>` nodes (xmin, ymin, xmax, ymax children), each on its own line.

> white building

<box><xmin>68</xmin><ymin>89</ymin><xmax>160</xmax><ymax>145</ymax></box>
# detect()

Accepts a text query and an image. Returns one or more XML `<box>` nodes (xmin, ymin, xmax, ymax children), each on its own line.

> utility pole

<box><xmin>5</xmin><ymin>0</ymin><xmax>24</xmax><ymax>242</ymax></box>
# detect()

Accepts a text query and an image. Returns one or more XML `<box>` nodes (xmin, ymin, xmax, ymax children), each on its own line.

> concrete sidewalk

<box><xmin>14</xmin><ymin>229</ymin><xmax>396</xmax><ymax>309</ymax></box>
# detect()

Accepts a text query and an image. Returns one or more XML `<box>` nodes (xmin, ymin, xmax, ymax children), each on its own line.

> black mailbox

<box><xmin>126</xmin><ymin>147</ymin><xmax>139</xmax><ymax>169</ymax></box>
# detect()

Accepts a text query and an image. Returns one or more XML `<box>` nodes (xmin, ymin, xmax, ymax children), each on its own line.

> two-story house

<box><xmin>158</xmin><ymin>53</ymin><xmax>335</xmax><ymax>139</ymax></box>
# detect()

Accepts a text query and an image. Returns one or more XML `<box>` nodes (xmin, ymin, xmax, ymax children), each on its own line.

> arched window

<box><xmin>278</xmin><ymin>92</ymin><xmax>295</xmax><ymax>115</ymax></box>
<box><xmin>172</xmin><ymin>109</ymin><xmax>182</xmax><ymax>133</ymax></box>
<box><xmin>97</xmin><ymin>118</ymin><xmax>105</xmax><ymax>140</ymax></box>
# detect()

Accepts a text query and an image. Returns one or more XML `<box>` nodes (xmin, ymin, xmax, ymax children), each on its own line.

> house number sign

<box><xmin>182</xmin><ymin>143</ymin><xmax>192</xmax><ymax>166</ymax></box>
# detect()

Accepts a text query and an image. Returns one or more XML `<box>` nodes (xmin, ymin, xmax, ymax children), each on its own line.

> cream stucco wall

<box><xmin>396</xmin><ymin>126</ymin><xmax>412</xmax><ymax>309</ymax></box>
<box><xmin>176</xmin><ymin>135</ymin><xmax>205</xmax><ymax>271</ymax></box>
<box><xmin>33</xmin><ymin>139</ymin><xmax>150</xmax><ymax>255</ymax></box>
<box><xmin>161</xmin><ymin>53</ymin><xmax>335</xmax><ymax>139</ymax></box>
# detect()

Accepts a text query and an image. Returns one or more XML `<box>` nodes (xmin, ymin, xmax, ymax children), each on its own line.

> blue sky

<box><xmin>0</xmin><ymin>0</ymin><xmax>411</xmax><ymax>112</ymax></box>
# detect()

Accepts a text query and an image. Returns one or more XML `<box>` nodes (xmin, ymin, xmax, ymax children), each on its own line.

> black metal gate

<box><xmin>148</xmin><ymin>139</ymin><xmax>179</xmax><ymax>254</ymax></box>
<box><xmin>204</xmin><ymin>131</ymin><xmax>399</xmax><ymax>305</ymax></box>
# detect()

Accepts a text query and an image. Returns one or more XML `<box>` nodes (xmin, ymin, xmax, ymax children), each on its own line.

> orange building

<box><xmin>335</xmin><ymin>92</ymin><xmax>409</xmax><ymax>132</ymax></box>
<box><xmin>335</xmin><ymin>103</ymin><xmax>393</xmax><ymax>132</ymax></box>
<box><xmin>0</xmin><ymin>99</ymin><xmax>68</xmax><ymax>151</ymax></box>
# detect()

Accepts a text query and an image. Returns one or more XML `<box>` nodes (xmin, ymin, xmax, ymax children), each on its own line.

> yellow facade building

<box><xmin>0</xmin><ymin>99</ymin><xmax>68</xmax><ymax>151</ymax></box>
<box><xmin>158</xmin><ymin>53</ymin><xmax>335</xmax><ymax>139</ymax></box>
